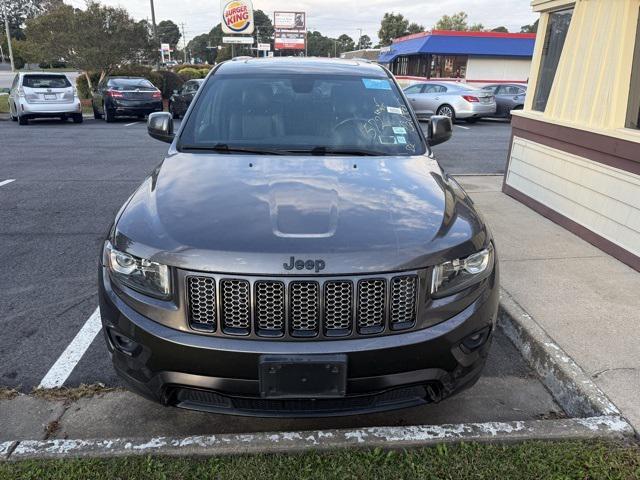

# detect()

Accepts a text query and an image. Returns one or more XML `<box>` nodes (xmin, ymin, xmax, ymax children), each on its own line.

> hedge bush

<box><xmin>75</xmin><ymin>66</ymin><xmax>183</xmax><ymax>100</ymax></box>
<box><xmin>177</xmin><ymin>67</ymin><xmax>201</xmax><ymax>80</ymax></box>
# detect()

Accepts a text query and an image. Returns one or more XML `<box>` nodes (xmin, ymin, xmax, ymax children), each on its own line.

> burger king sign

<box><xmin>221</xmin><ymin>0</ymin><xmax>255</xmax><ymax>34</ymax></box>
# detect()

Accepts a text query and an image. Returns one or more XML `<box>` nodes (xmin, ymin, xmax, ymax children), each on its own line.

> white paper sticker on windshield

<box><xmin>396</xmin><ymin>136</ymin><xmax>407</xmax><ymax>144</ymax></box>
<box><xmin>387</xmin><ymin>107</ymin><xmax>403</xmax><ymax>115</ymax></box>
<box><xmin>393</xmin><ymin>127</ymin><xmax>407</xmax><ymax>134</ymax></box>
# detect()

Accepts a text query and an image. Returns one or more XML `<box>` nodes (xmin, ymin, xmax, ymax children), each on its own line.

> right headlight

<box><xmin>431</xmin><ymin>243</ymin><xmax>494</xmax><ymax>298</ymax></box>
<box><xmin>104</xmin><ymin>241</ymin><xmax>171</xmax><ymax>299</ymax></box>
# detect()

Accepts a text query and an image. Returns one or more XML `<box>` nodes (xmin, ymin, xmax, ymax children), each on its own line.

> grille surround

<box><xmin>185</xmin><ymin>271</ymin><xmax>423</xmax><ymax>341</ymax></box>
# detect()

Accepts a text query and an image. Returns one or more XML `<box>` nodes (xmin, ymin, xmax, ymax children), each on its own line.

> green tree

<box><xmin>435</xmin><ymin>12</ymin><xmax>485</xmax><ymax>32</ymax></box>
<box><xmin>358</xmin><ymin>34</ymin><xmax>372</xmax><ymax>49</ymax></box>
<box><xmin>186</xmin><ymin>33</ymin><xmax>211</xmax><ymax>62</ymax></box>
<box><xmin>157</xmin><ymin>19</ymin><xmax>181</xmax><ymax>48</ymax></box>
<box><xmin>1</xmin><ymin>0</ymin><xmax>62</xmax><ymax>39</ymax></box>
<box><xmin>337</xmin><ymin>34</ymin><xmax>355</xmax><ymax>53</ymax></box>
<box><xmin>253</xmin><ymin>9</ymin><xmax>274</xmax><ymax>45</ymax></box>
<box><xmin>520</xmin><ymin>20</ymin><xmax>539</xmax><ymax>33</ymax></box>
<box><xmin>306</xmin><ymin>30</ymin><xmax>333</xmax><ymax>57</ymax></box>
<box><xmin>491</xmin><ymin>26</ymin><xmax>509</xmax><ymax>33</ymax></box>
<box><xmin>23</xmin><ymin>2</ymin><xmax>154</xmax><ymax>89</ymax></box>
<box><xmin>378</xmin><ymin>13</ymin><xmax>424</xmax><ymax>46</ymax></box>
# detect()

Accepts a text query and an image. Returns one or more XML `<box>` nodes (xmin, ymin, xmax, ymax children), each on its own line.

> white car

<box><xmin>8</xmin><ymin>72</ymin><xmax>83</xmax><ymax>125</ymax></box>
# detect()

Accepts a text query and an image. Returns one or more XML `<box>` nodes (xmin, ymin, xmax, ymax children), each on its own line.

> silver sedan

<box><xmin>403</xmin><ymin>81</ymin><xmax>496</xmax><ymax>123</ymax></box>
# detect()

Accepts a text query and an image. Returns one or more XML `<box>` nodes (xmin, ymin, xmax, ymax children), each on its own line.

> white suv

<box><xmin>8</xmin><ymin>72</ymin><xmax>83</xmax><ymax>125</ymax></box>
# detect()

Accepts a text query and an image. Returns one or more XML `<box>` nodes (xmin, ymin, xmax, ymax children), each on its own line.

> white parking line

<box><xmin>0</xmin><ymin>179</ymin><xmax>16</xmax><ymax>187</ymax></box>
<box><xmin>456</xmin><ymin>125</ymin><xmax>470</xmax><ymax>130</ymax></box>
<box><xmin>124</xmin><ymin>121</ymin><xmax>140</xmax><ymax>127</ymax></box>
<box><xmin>38</xmin><ymin>307</ymin><xmax>102</xmax><ymax>389</ymax></box>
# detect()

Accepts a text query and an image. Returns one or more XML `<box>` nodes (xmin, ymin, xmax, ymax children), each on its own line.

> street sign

<box><xmin>223</xmin><ymin>36</ymin><xmax>255</xmax><ymax>44</ymax></box>
<box><xmin>257</xmin><ymin>43</ymin><xmax>271</xmax><ymax>51</ymax></box>
<box><xmin>221</xmin><ymin>0</ymin><xmax>255</xmax><ymax>35</ymax></box>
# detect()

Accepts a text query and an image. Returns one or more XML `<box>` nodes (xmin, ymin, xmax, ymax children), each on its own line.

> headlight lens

<box><xmin>104</xmin><ymin>242</ymin><xmax>171</xmax><ymax>299</ymax></box>
<box><xmin>431</xmin><ymin>243</ymin><xmax>494</xmax><ymax>298</ymax></box>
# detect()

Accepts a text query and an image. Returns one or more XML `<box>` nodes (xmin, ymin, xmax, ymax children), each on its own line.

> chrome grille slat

<box><xmin>289</xmin><ymin>282</ymin><xmax>320</xmax><ymax>336</ymax></box>
<box><xmin>185</xmin><ymin>273</ymin><xmax>420</xmax><ymax>339</ymax></box>
<box><xmin>357</xmin><ymin>279</ymin><xmax>386</xmax><ymax>333</ymax></box>
<box><xmin>187</xmin><ymin>277</ymin><xmax>216</xmax><ymax>331</ymax></box>
<box><xmin>220</xmin><ymin>279</ymin><xmax>251</xmax><ymax>333</ymax></box>
<box><xmin>390</xmin><ymin>275</ymin><xmax>418</xmax><ymax>328</ymax></box>
<box><xmin>324</xmin><ymin>281</ymin><xmax>353</xmax><ymax>335</ymax></box>
<box><xmin>255</xmin><ymin>281</ymin><xmax>285</xmax><ymax>335</ymax></box>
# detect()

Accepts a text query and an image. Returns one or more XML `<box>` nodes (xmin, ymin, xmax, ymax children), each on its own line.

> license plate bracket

<box><xmin>259</xmin><ymin>354</ymin><xmax>347</xmax><ymax>399</ymax></box>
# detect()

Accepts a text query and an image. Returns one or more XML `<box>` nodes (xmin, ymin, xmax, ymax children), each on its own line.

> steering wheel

<box><xmin>332</xmin><ymin>118</ymin><xmax>377</xmax><ymax>141</ymax></box>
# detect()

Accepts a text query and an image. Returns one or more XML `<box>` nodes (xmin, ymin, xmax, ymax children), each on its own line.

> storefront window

<box><xmin>430</xmin><ymin>55</ymin><xmax>467</xmax><ymax>79</ymax></box>
<box><xmin>532</xmin><ymin>8</ymin><xmax>574</xmax><ymax>112</ymax></box>
<box><xmin>626</xmin><ymin>12</ymin><xmax>640</xmax><ymax>129</ymax></box>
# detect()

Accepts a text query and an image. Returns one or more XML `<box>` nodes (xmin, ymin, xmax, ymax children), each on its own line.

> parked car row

<box><xmin>6</xmin><ymin>73</ymin><xmax>204</xmax><ymax>126</ymax></box>
<box><xmin>403</xmin><ymin>81</ymin><xmax>527</xmax><ymax>123</ymax></box>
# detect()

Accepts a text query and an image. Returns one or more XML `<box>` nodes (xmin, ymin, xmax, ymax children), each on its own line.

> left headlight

<box><xmin>431</xmin><ymin>243</ymin><xmax>494</xmax><ymax>298</ymax></box>
<box><xmin>104</xmin><ymin>241</ymin><xmax>171</xmax><ymax>299</ymax></box>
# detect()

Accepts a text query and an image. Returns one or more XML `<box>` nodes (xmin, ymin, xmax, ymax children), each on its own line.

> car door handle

<box><xmin>435</xmin><ymin>97</ymin><xmax>440</xmax><ymax>100</ymax></box>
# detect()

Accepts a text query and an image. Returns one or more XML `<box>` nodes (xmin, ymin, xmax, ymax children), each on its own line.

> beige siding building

<box><xmin>505</xmin><ymin>0</ymin><xmax>640</xmax><ymax>270</ymax></box>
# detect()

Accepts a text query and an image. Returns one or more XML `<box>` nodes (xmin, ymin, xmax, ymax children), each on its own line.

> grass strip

<box><xmin>1</xmin><ymin>440</ymin><xmax>639</xmax><ymax>480</ymax></box>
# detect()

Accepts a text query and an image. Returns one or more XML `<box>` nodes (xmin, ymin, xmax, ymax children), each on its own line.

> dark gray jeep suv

<box><xmin>99</xmin><ymin>57</ymin><xmax>499</xmax><ymax>417</ymax></box>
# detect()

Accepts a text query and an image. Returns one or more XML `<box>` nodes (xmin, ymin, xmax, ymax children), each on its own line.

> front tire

<box><xmin>10</xmin><ymin>104</ymin><xmax>18</xmax><ymax>121</ymax></box>
<box><xmin>436</xmin><ymin>104</ymin><xmax>456</xmax><ymax>123</ymax></box>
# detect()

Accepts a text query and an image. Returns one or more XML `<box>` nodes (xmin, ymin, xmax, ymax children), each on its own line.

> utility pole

<box><xmin>149</xmin><ymin>0</ymin><xmax>161</xmax><ymax>67</ymax></box>
<box><xmin>2</xmin><ymin>2</ymin><xmax>15</xmax><ymax>71</ymax></box>
<box><xmin>357</xmin><ymin>28</ymin><xmax>363</xmax><ymax>50</ymax></box>
<box><xmin>181</xmin><ymin>22</ymin><xmax>187</xmax><ymax>63</ymax></box>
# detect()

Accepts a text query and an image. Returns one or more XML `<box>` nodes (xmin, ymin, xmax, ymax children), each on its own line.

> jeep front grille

<box><xmin>186</xmin><ymin>273</ymin><xmax>420</xmax><ymax>339</ymax></box>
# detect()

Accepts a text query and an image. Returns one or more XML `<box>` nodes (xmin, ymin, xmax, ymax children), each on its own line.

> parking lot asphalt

<box><xmin>0</xmin><ymin>117</ymin><xmax>559</xmax><ymax>428</ymax></box>
<box><xmin>427</xmin><ymin>119</ymin><xmax>512</xmax><ymax>175</ymax></box>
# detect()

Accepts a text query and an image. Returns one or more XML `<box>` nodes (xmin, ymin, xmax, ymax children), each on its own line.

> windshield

<box><xmin>108</xmin><ymin>78</ymin><xmax>156</xmax><ymax>90</ymax></box>
<box><xmin>23</xmin><ymin>75</ymin><xmax>71</xmax><ymax>89</ymax></box>
<box><xmin>178</xmin><ymin>73</ymin><xmax>426</xmax><ymax>156</ymax></box>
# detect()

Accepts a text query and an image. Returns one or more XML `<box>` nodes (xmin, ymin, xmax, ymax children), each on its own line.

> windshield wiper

<box><xmin>291</xmin><ymin>146</ymin><xmax>385</xmax><ymax>156</ymax></box>
<box><xmin>179</xmin><ymin>143</ymin><xmax>287</xmax><ymax>155</ymax></box>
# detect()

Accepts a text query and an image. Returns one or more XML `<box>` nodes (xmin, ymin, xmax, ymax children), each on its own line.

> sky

<box><xmin>63</xmin><ymin>0</ymin><xmax>538</xmax><ymax>46</ymax></box>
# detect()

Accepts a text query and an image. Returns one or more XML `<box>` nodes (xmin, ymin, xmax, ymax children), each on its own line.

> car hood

<box><xmin>113</xmin><ymin>153</ymin><xmax>489</xmax><ymax>275</ymax></box>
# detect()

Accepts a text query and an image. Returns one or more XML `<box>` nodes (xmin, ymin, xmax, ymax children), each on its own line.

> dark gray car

<box><xmin>98</xmin><ymin>58</ymin><xmax>499</xmax><ymax>417</ymax></box>
<box><xmin>482</xmin><ymin>83</ymin><xmax>527</xmax><ymax>119</ymax></box>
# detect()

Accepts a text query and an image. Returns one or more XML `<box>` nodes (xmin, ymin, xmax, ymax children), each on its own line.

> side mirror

<box><xmin>428</xmin><ymin>115</ymin><xmax>453</xmax><ymax>146</ymax></box>
<box><xmin>148</xmin><ymin>112</ymin><xmax>175</xmax><ymax>144</ymax></box>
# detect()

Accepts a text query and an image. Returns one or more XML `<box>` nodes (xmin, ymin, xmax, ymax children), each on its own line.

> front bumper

<box><xmin>18</xmin><ymin>98</ymin><xmax>81</xmax><ymax>116</ymax></box>
<box><xmin>99</xmin><ymin>266</ymin><xmax>499</xmax><ymax>417</ymax></box>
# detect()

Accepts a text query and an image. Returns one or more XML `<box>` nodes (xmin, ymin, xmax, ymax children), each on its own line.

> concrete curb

<box><xmin>498</xmin><ymin>288</ymin><xmax>631</xmax><ymax>426</ymax></box>
<box><xmin>2</xmin><ymin>416</ymin><xmax>633</xmax><ymax>461</ymax></box>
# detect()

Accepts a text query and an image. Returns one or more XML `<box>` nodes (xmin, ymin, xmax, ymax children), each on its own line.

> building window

<box><xmin>626</xmin><ymin>11</ymin><xmax>640</xmax><ymax>129</ymax></box>
<box><xmin>430</xmin><ymin>55</ymin><xmax>467</xmax><ymax>79</ymax></box>
<box><xmin>532</xmin><ymin>8</ymin><xmax>574</xmax><ymax>112</ymax></box>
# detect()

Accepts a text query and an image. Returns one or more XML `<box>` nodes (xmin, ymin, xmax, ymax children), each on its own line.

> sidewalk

<box><xmin>457</xmin><ymin>175</ymin><xmax>640</xmax><ymax>433</ymax></box>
